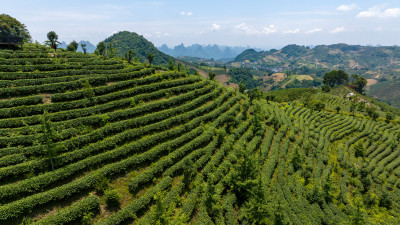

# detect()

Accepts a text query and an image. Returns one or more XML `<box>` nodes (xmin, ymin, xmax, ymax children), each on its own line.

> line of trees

<box><xmin>323</xmin><ymin>70</ymin><xmax>367</xmax><ymax>94</ymax></box>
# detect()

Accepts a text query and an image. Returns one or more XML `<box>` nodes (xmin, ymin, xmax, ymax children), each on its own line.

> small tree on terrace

<box><xmin>45</xmin><ymin>31</ymin><xmax>60</xmax><ymax>50</ymax></box>
<box><xmin>238</xmin><ymin>81</ymin><xmax>246</xmax><ymax>94</ymax></box>
<box><xmin>41</xmin><ymin>111</ymin><xmax>58</xmax><ymax>170</ymax></box>
<box><xmin>67</xmin><ymin>40</ymin><xmax>79</xmax><ymax>52</ymax></box>
<box><xmin>209</xmin><ymin>72</ymin><xmax>216</xmax><ymax>80</ymax></box>
<box><xmin>147</xmin><ymin>53</ymin><xmax>154</xmax><ymax>66</ymax></box>
<box><xmin>96</xmin><ymin>41</ymin><xmax>106</xmax><ymax>58</ymax></box>
<box><xmin>81</xmin><ymin>43</ymin><xmax>87</xmax><ymax>54</ymax></box>
<box><xmin>127</xmin><ymin>49</ymin><xmax>134</xmax><ymax>63</ymax></box>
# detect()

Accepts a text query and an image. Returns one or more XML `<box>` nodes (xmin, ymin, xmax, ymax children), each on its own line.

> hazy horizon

<box><xmin>2</xmin><ymin>0</ymin><xmax>400</xmax><ymax>49</ymax></box>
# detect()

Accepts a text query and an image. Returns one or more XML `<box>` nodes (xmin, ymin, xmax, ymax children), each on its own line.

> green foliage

<box><xmin>81</xmin><ymin>43</ymin><xmax>87</xmax><ymax>54</ymax></box>
<box><xmin>266</xmin><ymin>88</ymin><xmax>317</xmax><ymax>102</ymax></box>
<box><xmin>350</xmin><ymin>202</ymin><xmax>365</xmax><ymax>225</ymax></box>
<box><xmin>102</xmin><ymin>31</ymin><xmax>173</xmax><ymax>65</ymax></box>
<box><xmin>323</xmin><ymin>70</ymin><xmax>349</xmax><ymax>87</ymax></box>
<box><xmin>208</xmin><ymin>71</ymin><xmax>216</xmax><ymax>80</ymax></box>
<box><xmin>67</xmin><ymin>40</ymin><xmax>79</xmax><ymax>52</ymax></box>
<box><xmin>45</xmin><ymin>31</ymin><xmax>60</xmax><ymax>50</ymax></box>
<box><xmin>168</xmin><ymin>59</ymin><xmax>175</xmax><ymax>70</ymax></box>
<box><xmin>96</xmin><ymin>41</ymin><xmax>106</xmax><ymax>57</ymax></box>
<box><xmin>350</xmin><ymin>74</ymin><xmax>367</xmax><ymax>94</ymax></box>
<box><xmin>379</xmin><ymin>190</ymin><xmax>392</xmax><ymax>209</ymax></box>
<box><xmin>291</xmin><ymin>147</ymin><xmax>302</xmax><ymax>171</ymax></box>
<box><xmin>354</xmin><ymin>141</ymin><xmax>365</xmax><ymax>158</ymax></box>
<box><xmin>336</xmin><ymin>106</ymin><xmax>341</xmax><ymax>113</ymax></box>
<box><xmin>104</xmin><ymin>188</ymin><xmax>121</xmax><ymax>209</ymax></box>
<box><xmin>228</xmin><ymin>68</ymin><xmax>262</xmax><ymax>89</ymax></box>
<box><xmin>147</xmin><ymin>53</ymin><xmax>154</xmax><ymax>65</ymax></box>
<box><xmin>0</xmin><ymin>14</ymin><xmax>31</xmax><ymax>42</ymax></box>
<box><xmin>322</xmin><ymin>84</ymin><xmax>331</xmax><ymax>92</ymax></box>
<box><xmin>94</xmin><ymin>174</ymin><xmax>109</xmax><ymax>195</ymax></box>
<box><xmin>238</xmin><ymin>81</ymin><xmax>246</xmax><ymax>93</ymax></box>
<box><xmin>41</xmin><ymin>110</ymin><xmax>57</xmax><ymax>170</ymax></box>
<box><xmin>247</xmin><ymin>88</ymin><xmax>263</xmax><ymax>102</ymax></box>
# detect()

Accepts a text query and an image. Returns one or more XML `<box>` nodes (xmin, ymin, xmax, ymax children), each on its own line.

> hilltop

<box><xmin>103</xmin><ymin>31</ymin><xmax>173</xmax><ymax>65</ymax></box>
<box><xmin>0</xmin><ymin>43</ymin><xmax>399</xmax><ymax>225</ymax></box>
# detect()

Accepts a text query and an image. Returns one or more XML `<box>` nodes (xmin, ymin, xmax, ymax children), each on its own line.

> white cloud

<box><xmin>357</xmin><ymin>6</ymin><xmax>400</xmax><ymax>18</ymax></box>
<box><xmin>235</xmin><ymin>23</ymin><xmax>277</xmax><ymax>35</ymax></box>
<box><xmin>263</xmin><ymin>25</ymin><xmax>277</xmax><ymax>34</ymax></box>
<box><xmin>211</xmin><ymin>23</ymin><xmax>221</xmax><ymax>31</ymax></box>
<box><xmin>330</xmin><ymin>26</ymin><xmax>345</xmax><ymax>33</ymax></box>
<box><xmin>154</xmin><ymin>32</ymin><xmax>172</xmax><ymax>37</ymax></box>
<box><xmin>283</xmin><ymin>28</ymin><xmax>300</xmax><ymax>34</ymax></box>
<box><xmin>337</xmin><ymin>4</ymin><xmax>358</xmax><ymax>11</ymax></box>
<box><xmin>305</xmin><ymin>28</ymin><xmax>323</xmax><ymax>34</ymax></box>
<box><xmin>180</xmin><ymin>11</ymin><xmax>192</xmax><ymax>16</ymax></box>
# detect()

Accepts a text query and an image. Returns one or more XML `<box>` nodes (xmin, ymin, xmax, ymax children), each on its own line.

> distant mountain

<box><xmin>103</xmin><ymin>31</ymin><xmax>173</xmax><ymax>65</ymax></box>
<box><xmin>57</xmin><ymin>40</ymin><xmax>96</xmax><ymax>54</ymax></box>
<box><xmin>58</xmin><ymin>41</ymin><xmax>67</xmax><ymax>49</ymax></box>
<box><xmin>158</xmin><ymin>44</ymin><xmax>248</xmax><ymax>60</ymax></box>
<box><xmin>77</xmin><ymin>40</ymin><xmax>96</xmax><ymax>54</ymax></box>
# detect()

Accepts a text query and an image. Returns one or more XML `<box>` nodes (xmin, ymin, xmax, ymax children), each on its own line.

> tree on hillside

<box><xmin>67</xmin><ymin>40</ymin><xmax>79</xmax><ymax>52</ymax></box>
<box><xmin>147</xmin><ymin>53</ymin><xmax>154</xmax><ymax>66</ymax></box>
<box><xmin>41</xmin><ymin>111</ymin><xmax>58</xmax><ymax>170</ymax></box>
<box><xmin>81</xmin><ymin>43</ymin><xmax>87</xmax><ymax>54</ymax></box>
<box><xmin>107</xmin><ymin>42</ymin><xmax>117</xmax><ymax>58</ymax></box>
<box><xmin>168</xmin><ymin>59</ymin><xmax>175</xmax><ymax>70</ymax></box>
<box><xmin>96</xmin><ymin>41</ymin><xmax>106</xmax><ymax>57</ymax></box>
<box><xmin>350</xmin><ymin>74</ymin><xmax>367</xmax><ymax>94</ymax></box>
<box><xmin>0</xmin><ymin>14</ymin><xmax>31</xmax><ymax>42</ymax></box>
<box><xmin>127</xmin><ymin>49</ymin><xmax>135</xmax><ymax>63</ymax></box>
<box><xmin>239</xmin><ymin>81</ymin><xmax>246</xmax><ymax>94</ymax></box>
<box><xmin>209</xmin><ymin>72</ymin><xmax>216</xmax><ymax>80</ymax></box>
<box><xmin>248</xmin><ymin>88</ymin><xmax>263</xmax><ymax>102</ymax></box>
<box><xmin>45</xmin><ymin>31</ymin><xmax>60</xmax><ymax>50</ymax></box>
<box><xmin>323</xmin><ymin>70</ymin><xmax>349</xmax><ymax>87</ymax></box>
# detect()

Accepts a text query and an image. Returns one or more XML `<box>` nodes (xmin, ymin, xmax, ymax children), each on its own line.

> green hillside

<box><xmin>103</xmin><ymin>31</ymin><xmax>173</xmax><ymax>65</ymax></box>
<box><xmin>0</xmin><ymin>45</ymin><xmax>399</xmax><ymax>225</ymax></box>
<box><xmin>232</xmin><ymin>44</ymin><xmax>400</xmax><ymax>107</ymax></box>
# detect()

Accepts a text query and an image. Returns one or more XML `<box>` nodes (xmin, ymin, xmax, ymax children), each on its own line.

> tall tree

<box><xmin>147</xmin><ymin>53</ymin><xmax>154</xmax><ymax>65</ymax></box>
<box><xmin>41</xmin><ymin>111</ymin><xmax>57</xmax><ymax>170</ymax></box>
<box><xmin>350</xmin><ymin>74</ymin><xmax>367</xmax><ymax>94</ymax></box>
<box><xmin>96</xmin><ymin>41</ymin><xmax>106</xmax><ymax>57</ymax></box>
<box><xmin>45</xmin><ymin>31</ymin><xmax>60</xmax><ymax>50</ymax></box>
<box><xmin>127</xmin><ymin>49</ymin><xmax>134</xmax><ymax>63</ymax></box>
<box><xmin>107</xmin><ymin>42</ymin><xmax>117</xmax><ymax>58</ymax></box>
<box><xmin>81</xmin><ymin>43</ymin><xmax>87</xmax><ymax>54</ymax></box>
<box><xmin>323</xmin><ymin>70</ymin><xmax>349</xmax><ymax>87</ymax></box>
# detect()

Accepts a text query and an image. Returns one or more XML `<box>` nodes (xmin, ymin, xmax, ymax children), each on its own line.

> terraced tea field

<box><xmin>0</xmin><ymin>47</ymin><xmax>399</xmax><ymax>224</ymax></box>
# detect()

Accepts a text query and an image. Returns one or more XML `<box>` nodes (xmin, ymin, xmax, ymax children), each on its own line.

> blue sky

<box><xmin>2</xmin><ymin>0</ymin><xmax>400</xmax><ymax>49</ymax></box>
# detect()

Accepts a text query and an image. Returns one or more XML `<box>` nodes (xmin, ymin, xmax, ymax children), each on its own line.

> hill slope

<box><xmin>233</xmin><ymin>43</ymin><xmax>400</xmax><ymax>107</ymax></box>
<box><xmin>103</xmin><ymin>31</ymin><xmax>173</xmax><ymax>65</ymax></box>
<box><xmin>0</xmin><ymin>45</ymin><xmax>399</xmax><ymax>225</ymax></box>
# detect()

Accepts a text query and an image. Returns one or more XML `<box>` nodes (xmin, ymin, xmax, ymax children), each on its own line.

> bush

<box><xmin>104</xmin><ymin>188</ymin><xmax>121</xmax><ymax>209</ymax></box>
<box><xmin>322</xmin><ymin>85</ymin><xmax>331</xmax><ymax>92</ymax></box>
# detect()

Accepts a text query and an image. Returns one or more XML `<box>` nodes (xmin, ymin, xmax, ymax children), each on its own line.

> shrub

<box><xmin>104</xmin><ymin>188</ymin><xmax>121</xmax><ymax>209</ymax></box>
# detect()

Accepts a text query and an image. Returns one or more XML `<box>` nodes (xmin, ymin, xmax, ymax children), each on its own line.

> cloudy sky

<box><xmin>2</xmin><ymin>0</ymin><xmax>400</xmax><ymax>49</ymax></box>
